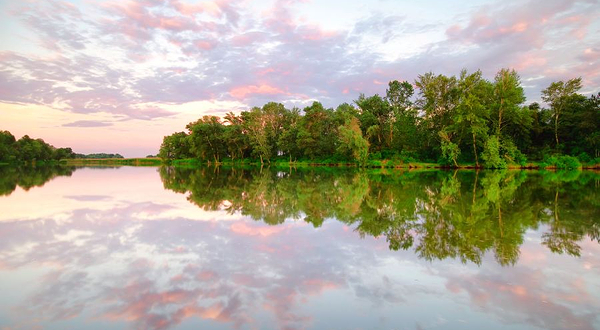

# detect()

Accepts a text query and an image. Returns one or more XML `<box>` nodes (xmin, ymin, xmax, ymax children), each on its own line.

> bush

<box><xmin>561</xmin><ymin>156</ymin><xmax>582</xmax><ymax>169</ymax></box>
<box><xmin>541</xmin><ymin>155</ymin><xmax>581</xmax><ymax>170</ymax></box>
<box><xmin>502</xmin><ymin>140</ymin><xmax>527</xmax><ymax>166</ymax></box>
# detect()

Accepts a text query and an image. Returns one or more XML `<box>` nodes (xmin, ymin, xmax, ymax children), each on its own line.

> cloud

<box><xmin>0</xmin><ymin>0</ymin><xmax>598</xmax><ymax>126</ymax></box>
<box><xmin>62</xmin><ymin>120</ymin><xmax>113</xmax><ymax>127</ymax></box>
<box><xmin>229</xmin><ymin>84</ymin><xmax>287</xmax><ymax>99</ymax></box>
<box><xmin>64</xmin><ymin>195</ymin><xmax>112</xmax><ymax>201</ymax></box>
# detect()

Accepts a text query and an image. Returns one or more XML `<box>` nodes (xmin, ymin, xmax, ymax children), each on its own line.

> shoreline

<box><xmin>5</xmin><ymin>158</ymin><xmax>592</xmax><ymax>170</ymax></box>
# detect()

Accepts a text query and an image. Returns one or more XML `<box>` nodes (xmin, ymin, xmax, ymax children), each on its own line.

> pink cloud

<box><xmin>579</xmin><ymin>48</ymin><xmax>599</xmax><ymax>62</ymax></box>
<box><xmin>511</xmin><ymin>53</ymin><xmax>548</xmax><ymax>71</ymax></box>
<box><xmin>195</xmin><ymin>40</ymin><xmax>216</xmax><ymax>51</ymax></box>
<box><xmin>229</xmin><ymin>84</ymin><xmax>287</xmax><ymax>99</ymax></box>
<box><xmin>298</xmin><ymin>26</ymin><xmax>338</xmax><ymax>41</ymax></box>
<box><xmin>196</xmin><ymin>270</ymin><xmax>218</xmax><ymax>281</ymax></box>
<box><xmin>230</xmin><ymin>31</ymin><xmax>267</xmax><ymax>47</ymax></box>
<box><xmin>257</xmin><ymin>67</ymin><xmax>276</xmax><ymax>76</ymax></box>
<box><xmin>171</xmin><ymin>0</ymin><xmax>222</xmax><ymax>17</ymax></box>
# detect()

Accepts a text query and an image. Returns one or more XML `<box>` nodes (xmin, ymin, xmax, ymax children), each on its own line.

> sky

<box><xmin>0</xmin><ymin>0</ymin><xmax>599</xmax><ymax>157</ymax></box>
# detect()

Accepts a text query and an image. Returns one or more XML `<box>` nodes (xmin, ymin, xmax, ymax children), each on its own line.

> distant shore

<box><xmin>60</xmin><ymin>158</ymin><xmax>162</xmax><ymax>166</ymax></box>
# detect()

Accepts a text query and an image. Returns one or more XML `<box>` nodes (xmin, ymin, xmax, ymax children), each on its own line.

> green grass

<box><xmin>62</xmin><ymin>158</ymin><xmax>162</xmax><ymax>166</ymax></box>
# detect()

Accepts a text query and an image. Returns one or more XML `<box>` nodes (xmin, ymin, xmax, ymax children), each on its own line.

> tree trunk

<box><xmin>472</xmin><ymin>133</ymin><xmax>479</xmax><ymax>167</ymax></box>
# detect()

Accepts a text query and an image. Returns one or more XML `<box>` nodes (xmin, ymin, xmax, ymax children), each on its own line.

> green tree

<box><xmin>415</xmin><ymin>72</ymin><xmax>460</xmax><ymax>161</ymax></box>
<box><xmin>337</xmin><ymin>117</ymin><xmax>369</xmax><ymax>166</ymax></box>
<box><xmin>491</xmin><ymin>69</ymin><xmax>526</xmax><ymax>135</ymax></box>
<box><xmin>481</xmin><ymin>135</ymin><xmax>506</xmax><ymax>168</ymax></box>
<box><xmin>356</xmin><ymin>94</ymin><xmax>392</xmax><ymax>151</ymax></box>
<box><xmin>186</xmin><ymin>116</ymin><xmax>226</xmax><ymax>163</ymax></box>
<box><xmin>224</xmin><ymin>112</ymin><xmax>250</xmax><ymax>161</ymax></box>
<box><xmin>541</xmin><ymin>77</ymin><xmax>583</xmax><ymax>148</ymax></box>
<box><xmin>297</xmin><ymin>102</ymin><xmax>336</xmax><ymax>159</ymax></box>
<box><xmin>0</xmin><ymin>131</ymin><xmax>17</xmax><ymax>162</ymax></box>
<box><xmin>277</xmin><ymin>107</ymin><xmax>301</xmax><ymax>162</ymax></box>
<box><xmin>159</xmin><ymin>132</ymin><xmax>191</xmax><ymax>161</ymax></box>
<box><xmin>242</xmin><ymin>108</ymin><xmax>271</xmax><ymax>164</ymax></box>
<box><xmin>455</xmin><ymin>69</ymin><xmax>491</xmax><ymax>166</ymax></box>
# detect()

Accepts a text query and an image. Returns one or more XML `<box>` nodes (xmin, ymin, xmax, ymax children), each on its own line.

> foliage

<box><xmin>159</xmin><ymin>69</ymin><xmax>597</xmax><ymax>167</ymax></box>
<box><xmin>0</xmin><ymin>130</ymin><xmax>77</xmax><ymax>163</ymax></box>
<box><xmin>337</xmin><ymin>117</ymin><xmax>370</xmax><ymax>166</ymax></box>
<box><xmin>540</xmin><ymin>155</ymin><xmax>582</xmax><ymax>170</ymax></box>
<box><xmin>482</xmin><ymin>135</ymin><xmax>507</xmax><ymax>169</ymax></box>
<box><xmin>74</xmin><ymin>153</ymin><xmax>123</xmax><ymax>159</ymax></box>
<box><xmin>541</xmin><ymin>77</ymin><xmax>583</xmax><ymax>148</ymax></box>
<box><xmin>159</xmin><ymin>132</ymin><xmax>191</xmax><ymax>161</ymax></box>
<box><xmin>439</xmin><ymin>132</ymin><xmax>460</xmax><ymax>166</ymax></box>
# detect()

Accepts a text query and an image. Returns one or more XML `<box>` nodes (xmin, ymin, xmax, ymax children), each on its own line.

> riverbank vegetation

<box><xmin>61</xmin><ymin>158</ymin><xmax>161</xmax><ymax>166</ymax></box>
<box><xmin>159</xmin><ymin>69</ymin><xmax>599</xmax><ymax>169</ymax></box>
<box><xmin>0</xmin><ymin>131</ymin><xmax>76</xmax><ymax>164</ymax></box>
<box><xmin>0</xmin><ymin>130</ymin><xmax>126</xmax><ymax>165</ymax></box>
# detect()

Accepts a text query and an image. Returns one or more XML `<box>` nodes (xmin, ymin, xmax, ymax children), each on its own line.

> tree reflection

<box><xmin>0</xmin><ymin>165</ymin><xmax>76</xmax><ymax>196</ymax></box>
<box><xmin>160</xmin><ymin>166</ymin><xmax>600</xmax><ymax>266</ymax></box>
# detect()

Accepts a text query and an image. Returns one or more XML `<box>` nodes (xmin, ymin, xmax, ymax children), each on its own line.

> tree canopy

<box><xmin>159</xmin><ymin>68</ymin><xmax>599</xmax><ymax>167</ymax></box>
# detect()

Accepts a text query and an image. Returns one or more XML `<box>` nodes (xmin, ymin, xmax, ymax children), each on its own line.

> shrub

<box><xmin>482</xmin><ymin>135</ymin><xmax>507</xmax><ymax>169</ymax></box>
<box><xmin>541</xmin><ymin>155</ymin><xmax>581</xmax><ymax>170</ymax></box>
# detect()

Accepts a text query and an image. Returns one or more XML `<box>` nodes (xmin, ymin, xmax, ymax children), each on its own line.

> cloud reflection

<box><xmin>0</xmin><ymin>167</ymin><xmax>599</xmax><ymax>330</ymax></box>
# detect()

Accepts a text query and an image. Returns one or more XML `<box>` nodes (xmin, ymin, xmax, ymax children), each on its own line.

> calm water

<box><xmin>0</xmin><ymin>166</ymin><xmax>599</xmax><ymax>330</ymax></box>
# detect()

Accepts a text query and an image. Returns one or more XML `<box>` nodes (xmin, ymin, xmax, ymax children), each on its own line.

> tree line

<box><xmin>0</xmin><ymin>130</ymin><xmax>124</xmax><ymax>163</ymax></box>
<box><xmin>0</xmin><ymin>131</ymin><xmax>76</xmax><ymax>163</ymax></box>
<box><xmin>159</xmin><ymin>68</ymin><xmax>599</xmax><ymax>168</ymax></box>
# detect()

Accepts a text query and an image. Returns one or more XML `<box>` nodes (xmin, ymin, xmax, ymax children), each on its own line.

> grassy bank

<box><xmin>60</xmin><ymin>158</ymin><xmax>162</xmax><ymax>166</ymax></box>
<box><xmin>11</xmin><ymin>156</ymin><xmax>595</xmax><ymax>170</ymax></box>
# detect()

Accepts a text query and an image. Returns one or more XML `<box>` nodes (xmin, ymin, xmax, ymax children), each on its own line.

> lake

<box><xmin>0</xmin><ymin>166</ymin><xmax>599</xmax><ymax>330</ymax></box>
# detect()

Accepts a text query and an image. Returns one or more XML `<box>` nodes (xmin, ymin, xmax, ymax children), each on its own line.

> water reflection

<box><xmin>0</xmin><ymin>165</ymin><xmax>75</xmax><ymax>196</ymax></box>
<box><xmin>0</xmin><ymin>166</ymin><xmax>598</xmax><ymax>330</ymax></box>
<box><xmin>160</xmin><ymin>167</ymin><xmax>600</xmax><ymax>266</ymax></box>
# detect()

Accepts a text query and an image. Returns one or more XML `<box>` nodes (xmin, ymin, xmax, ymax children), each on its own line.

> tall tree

<box><xmin>297</xmin><ymin>102</ymin><xmax>336</xmax><ymax>159</ymax></box>
<box><xmin>224</xmin><ymin>112</ymin><xmax>250</xmax><ymax>161</ymax></box>
<box><xmin>356</xmin><ymin>94</ymin><xmax>392</xmax><ymax>151</ymax></box>
<box><xmin>455</xmin><ymin>69</ymin><xmax>491</xmax><ymax>167</ymax></box>
<box><xmin>242</xmin><ymin>108</ymin><xmax>271</xmax><ymax>164</ymax></box>
<box><xmin>278</xmin><ymin>107</ymin><xmax>301</xmax><ymax>162</ymax></box>
<box><xmin>386</xmin><ymin>80</ymin><xmax>418</xmax><ymax>154</ymax></box>
<box><xmin>492</xmin><ymin>69</ymin><xmax>526</xmax><ymax>136</ymax></box>
<box><xmin>415</xmin><ymin>72</ymin><xmax>460</xmax><ymax>161</ymax></box>
<box><xmin>541</xmin><ymin>77</ymin><xmax>583</xmax><ymax>147</ymax></box>
<box><xmin>337</xmin><ymin>117</ymin><xmax>369</xmax><ymax>166</ymax></box>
